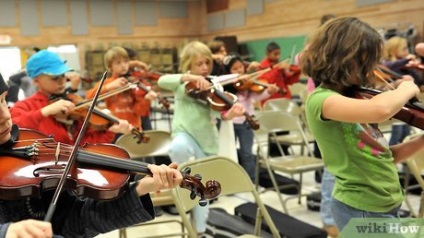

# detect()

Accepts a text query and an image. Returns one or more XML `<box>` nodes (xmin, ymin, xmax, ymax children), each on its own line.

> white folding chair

<box><xmin>172</xmin><ymin>156</ymin><xmax>281</xmax><ymax>238</ymax></box>
<box><xmin>253</xmin><ymin>111</ymin><xmax>324</xmax><ymax>213</ymax></box>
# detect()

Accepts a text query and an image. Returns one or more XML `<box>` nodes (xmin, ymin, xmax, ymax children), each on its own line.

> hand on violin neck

<box><xmin>41</xmin><ymin>99</ymin><xmax>75</xmax><ymax>117</ymax></box>
<box><xmin>107</xmin><ymin>119</ymin><xmax>134</xmax><ymax>135</ymax></box>
<box><xmin>65</xmin><ymin>71</ymin><xmax>81</xmax><ymax>90</ymax></box>
<box><xmin>266</xmin><ymin>84</ymin><xmax>279</xmax><ymax>94</ymax></box>
<box><xmin>224</xmin><ymin>103</ymin><xmax>246</xmax><ymax>120</ymax></box>
<box><xmin>135</xmin><ymin>162</ymin><xmax>183</xmax><ymax>196</ymax></box>
<box><xmin>129</xmin><ymin>60</ymin><xmax>149</xmax><ymax>71</ymax></box>
<box><xmin>144</xmin><ymin>90</ymin><xmax>158</xmax><ymax>101</ymax></box>
<box><xmin>396</xmin><ymin>80</ymin><xmax>420</xmax><ymax>98</ymax></box>
<box><xmin>245</xmin><ymin>61</ymin><xmax>261</xmax><ymax>73</ymax></box>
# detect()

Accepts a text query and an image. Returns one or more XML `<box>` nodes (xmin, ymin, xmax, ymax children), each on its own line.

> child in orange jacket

<box><xmin>85</xmin><ymin>46</ymin><xmax>157</xmax><ymax>131</ymax></box>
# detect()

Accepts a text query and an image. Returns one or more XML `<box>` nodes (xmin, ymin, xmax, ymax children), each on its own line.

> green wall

<box><xmin>242</xmin><ymin>35</ymin><xmax>307</xmax><ymax>63</ymax></box>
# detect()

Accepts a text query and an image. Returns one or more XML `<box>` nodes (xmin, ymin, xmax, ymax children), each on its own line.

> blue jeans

<box><xmin>331</xmin><ymin>198</ymin><xmax>400</xmax><ymax>232</ymax></box>
<box><xmin>234</xmin><ymin>123</ymin><xmax>255</xmax><ymax>182</ymax></box>
<box><xmin>389</xmin><ymin>123</ymin><xmax>410</xmax><ymax>146</ymax></box>
<box><xmin>169</xmin><ymin>132</ymin><xmax>211</xmax><ymax>234</ymax></box>
<box><xmin>320</xmin><ymin>168</ymin><xmax>335</xmax><ymax>226</ymax></box>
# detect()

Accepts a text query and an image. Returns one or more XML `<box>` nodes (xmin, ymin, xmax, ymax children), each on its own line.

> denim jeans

<box><xmin>389</xmin><ymin>123</ymin><xmax>410</xmax><ymax>146</ymax></box>
<box><xmin>331</xmin><ymin>198</ymin><xmax>400</xmax><ymax>232</ymax></box>
<box><xmin>320</xmin><ymin>168</ymin><xmax>335</xmax><ymax>226</ymax></box>
<box><xmin>169</xmin><ymin>132</ymin><xmax>211</xmax><ymax>233</ymax></box>
<box><xmin>234</xmin><ymin>123</ymin><xmax>255</xmax><ymax>182</ymax></box>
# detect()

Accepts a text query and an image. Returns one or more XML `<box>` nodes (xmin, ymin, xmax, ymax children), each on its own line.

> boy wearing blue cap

<box><xmin>10</xmin><ymin>50</ymin><xmax>133</xmax><ymax>145</ymax></box>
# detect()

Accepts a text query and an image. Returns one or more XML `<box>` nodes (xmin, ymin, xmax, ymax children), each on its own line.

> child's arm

<box><xmin>11</xmin><ymin>99</ymin><xmax>75</xmax><ymax>130</ymax></box>
<box><xmin>85</xmin><ymin>77</ymin><xmax>126</xmax><ymax>99</ymax></box>
<box><xmin>321</xmin><ymin>80</ymin><xmax>419</xmax><ymax>123</ymax></box>
<box><xmin>158</xmin><ymin>74</ymin><xmax>209</xmax><ymax>92</ymax></box>
<box><xmin>390</xmin><ymin>134</ymin><xmax>424</xmax><ymax>163</ymax></box>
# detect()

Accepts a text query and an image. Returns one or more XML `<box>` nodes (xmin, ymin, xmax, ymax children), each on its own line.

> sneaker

<box><xmin>323</xmin><ymin>224</ymin><xmax>339</xmax><ymax>238</ymax></box>
<box><xmin>154</xmin><ymin>206</ymin><xmax>164</xmax><ymax>217</ymax></box>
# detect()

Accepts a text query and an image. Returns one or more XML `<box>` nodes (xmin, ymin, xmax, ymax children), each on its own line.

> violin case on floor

<box><xmin>306</xmin><ymin>191</ymin><xmax>321</xmax><ymax>212</ymax></box>
<box><xmin>234</xmin><ymin>202</ymin><xmax>327</xmax><ymax>238</ymax></box>
<box><xmin>205</xmin><ymin>208</ymin><xmax>274</xmax><ymax>238</ymax></box>
<box><xmin>258</xmin><ymin>168</ymin><xmax>299</xmax><ymax>195</ymax></box>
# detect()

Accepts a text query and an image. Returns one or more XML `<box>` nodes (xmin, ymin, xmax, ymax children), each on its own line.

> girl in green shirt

<box><xmin>301</xmin><ymin>17</ymin><xmax>424</xmax><ymax>232</ymax></box>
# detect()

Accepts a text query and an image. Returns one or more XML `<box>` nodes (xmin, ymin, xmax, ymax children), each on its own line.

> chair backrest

<box><xmin>254</xmin><ymin>110</ymin><xmax>313</xmax><ymax>156</ymax></box>
<box><xmin>262</xmin><ymin>98</ymin><xmax>302</xmax><ymax>117</ymax></box>
<box><xmin>172</xmin><ymin>156</ymin><xmax>281</xmax><ymax>237</ymax></box>
<box><xmin>115</xmin><ymin>130</ymin><xmax>171</xmax><ymax>158</ymax></box>
<box><xmin>288</xmin><ymin>83</ymin><xmax>307</xmax><ymax>98</ymax></box>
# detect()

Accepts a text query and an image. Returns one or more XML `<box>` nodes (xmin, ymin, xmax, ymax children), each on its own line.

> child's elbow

<box><xmin>373</xmin><ymin>104</ymin><xmax>397</xmax><ymax>122</ymax></box>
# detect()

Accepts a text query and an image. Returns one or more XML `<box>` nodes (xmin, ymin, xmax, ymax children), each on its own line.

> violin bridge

<box><xmin>55</xmin><ymin>142</ymin><xmax>60</xmax><ymax>165</ymax></box>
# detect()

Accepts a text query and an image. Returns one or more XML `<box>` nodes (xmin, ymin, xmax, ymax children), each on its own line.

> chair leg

<box><xmin>298</xmin><ymin>172</ymin><xmax>303</xmax><ymax>204</ymax></box>
<box><xmin>402</xmin><ymin>167</ymin><xmax>417</xmax><ymax>217</ymax></box>
<box><xmin>419</xmin><ymin>191</ymin><xmax>424</xmax><ymax>218</ymax></box>
<box><xmin>253</xmin><ymin>208</ymin><xmax>262</xmax><ymax>236</ymax></box>
<box><xmin>118</xmin><ymin>229</ymin><xmax>127</xmax><ymax>238</ymax></box>
<box><xmin>266</xmin><ymin>166</ymin><xmax>288</xmax><ymax>214</ymax></box>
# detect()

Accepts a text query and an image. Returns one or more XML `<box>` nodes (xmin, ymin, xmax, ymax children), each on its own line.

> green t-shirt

<box><xmin>305</xmin><ymin>87</ymin><xmax>404</xmax><ymax>212</ymax></box>
<box><xmin>158</xmin><ymin>74</ymin><xmax>220</xmax><ymax>155</ymax></box>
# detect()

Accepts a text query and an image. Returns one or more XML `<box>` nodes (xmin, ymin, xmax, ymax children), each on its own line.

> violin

<box><xmin>403</xmin><ymin>62</ymin><xmax>424</xmax><ymax>71</ymax></box>
<box><xmin>233</xmin><ymin>77</ymin><xmax>286</xmax><ymax>95</ymax></box>
<box><xmin>0</xmin><ymin>128</ymin><xmax>221</xmax><ymax>204</ymax></box>
<box><xmin>123</xmin><ymin>71</ymin><xmax>170</xmax><ymax>109</ymax></box>
<box><xmin>131</xmin><ymin>69</ymin><xmax>164</xmax><ymax>81</ymax></box>
<box><xmin>355</xmin><ymin>87</ymin><xmax>424</xmax><ymax>130</ymax></box>
<box><xmin>50</xmin><ymin>93</ymin><xmax>149</xmax><ymax>144</ymax></box>
<box><xmin>185</xmin><ymin>80</ymin><xmax>260</xmax><ymax>130</ymax></box>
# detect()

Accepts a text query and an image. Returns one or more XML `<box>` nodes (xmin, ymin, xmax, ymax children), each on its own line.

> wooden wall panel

<box><xmin>0</xmin><ymin>1</ymin><xmax>16</xmax><ymax>27</ymax></box>
<box><xmin>117</xmin><ymin>1</ymin><xmax>133</xmax><ymax>35</ymax></box>
<box><xmin>19</xmin><ymin>0</ymin><xmax>39</xmax><ymax>36</ymax></box>
<box><xmin>41</xmin><ymin>0</ymin><xmax>67</xmax><ymax>26</ymax></box>
<box><xmin>202</xmin><ymin>0</ymin><xmax>424</xmax><ymax>44</ymax></box>
<box><xmin>70</xmin><ymin>1</ymin><xmax>88</xmax><ymax>35</ymax></box>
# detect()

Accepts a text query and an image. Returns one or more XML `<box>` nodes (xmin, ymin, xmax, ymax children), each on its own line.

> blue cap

<box><xmin>26</xmin><ymin>50</ymin><xmax>72</xmax><ymax>78</ymax></box>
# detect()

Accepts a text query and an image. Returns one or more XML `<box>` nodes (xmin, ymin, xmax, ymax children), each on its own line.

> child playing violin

<box><xmin>0</xmin><ymin>72</ymin><xmax>183</xmax><ymax>238</ymax></box>
<box><xmin>221</xmin><ymin>54</ymin><xmax>278</xmax><ymax>181</ymax></box>
<box><xmin>10</xmin><ymin>50</ymin><xmax>133</xmax><ymax>145</ymax></box>
<box><xmin>302</xmin><ymin>17</ymin><xmax>424</xmax><ymax>232</ymax></box>
<box><xmin>381</xmin><ymin>36</ymin><xmax>424</xmax><ymax>146</ymax></box>
<box><xmin>259</xmin><ymin>41</ymin><xmax>301</xmax><ymax>106</ymax></box>
<box><xmin>157</xmin><ymin>41</ymin><xmax>245</xmax><ymax>236</ymax></box>
<box><xmin>85</xmin><ymin>46</ymin><xmax>157</xmax><ymax>135</ymax></box>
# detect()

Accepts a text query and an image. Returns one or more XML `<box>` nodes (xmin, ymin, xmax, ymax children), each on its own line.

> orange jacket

<box><xmin>85</xmin><ymin>76</ymin><xmax>150</xmax><ymax>129</ymax></box>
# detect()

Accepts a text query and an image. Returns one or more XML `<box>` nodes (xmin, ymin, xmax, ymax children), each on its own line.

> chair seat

<box><xmin>264</xmin><ymin>156</ymin><xmax>324</xmax><ymax>173</ymax></box>
<box><xmin>271</xmin><ymin>132</ymin><xmax>315</xmax><ymax>145</ymax></box>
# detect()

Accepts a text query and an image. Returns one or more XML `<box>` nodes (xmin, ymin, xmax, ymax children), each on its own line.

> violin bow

<box><xmin>44</xmin><ymin>71</ymin><xmax>109</xmax><ymax>222</ymax></box>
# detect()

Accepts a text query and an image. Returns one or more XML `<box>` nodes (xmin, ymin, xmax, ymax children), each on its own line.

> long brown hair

<box><xmin>301</xmin><ymin>17</ymin><xmax>383</xmax><ymax>89</ymax></box>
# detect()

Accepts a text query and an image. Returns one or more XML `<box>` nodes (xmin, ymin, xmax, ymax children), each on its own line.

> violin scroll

<box><xmin>131</xmin><ymin>129</ymin><xmax>150</xmax><ymax>144</ymax></box>
<box><xmin>179</xmin><ymin>167</ymin><xmax>221</xmax><ymax>206</ymax></box>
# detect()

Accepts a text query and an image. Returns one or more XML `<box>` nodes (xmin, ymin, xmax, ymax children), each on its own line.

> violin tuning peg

<box><xmin>198</xmin><ymin>199</ymin><xmax>208</xmax><ymax>207</ymax></box>
<box><xmin>194</xmin><ymin>174</ymin><xmax>202</xmax><ymax>181</ymax></box>
<box><xmin>190</xmin><ymin>190</ymin><xmax>196</xmax><ymax>200</ymax></box>
<box><xmin>183</xmin><ymin>167</ymin><xmax>191</xmax><ymax>175</ymax></box>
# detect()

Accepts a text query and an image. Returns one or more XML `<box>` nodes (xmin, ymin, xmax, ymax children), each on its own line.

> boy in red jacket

<box><xmin>259</xmin><ymin>41</ymin><xmax>301</xmax><ymax>106</ymax></box>
<box><xmin>10</xmin><ymin>50</ymin><xmax>133</xmax><ymax>145</ymax></box>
